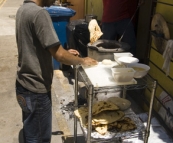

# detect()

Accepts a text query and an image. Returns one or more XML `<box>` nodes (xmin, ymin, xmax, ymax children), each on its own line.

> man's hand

<box><xmin>81</xmin><ymin>57</ymin><xmax>98</xmax><ymax>66</ymax></box>
<box><xmin>68</xmin><ymin>49</ymin><xmax>79</xmax><ymax>56</ymax></box>
<box><xmin>49</xmin><ymin>45</ymin><xmax>98</xmax><ymax>66</ymax></box>
<box><xmin>68</xmin><ymin>49</ymin><xmax>98</xmax><ymax>66</ymax></box>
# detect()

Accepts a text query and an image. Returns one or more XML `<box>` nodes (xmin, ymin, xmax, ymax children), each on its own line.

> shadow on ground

<box><xmin>62</xmin><ymin>135</ymin><xmax>85</xmax><ymax>143</ymax></box>
<box><xmin>18</xmin><ymin>129</ymin><xmax>65</xmax><ymax>143</ymax></box>
<box><xmin>18</xmin><ymin>129</ymin><xmax>24</xmax><ymax>143</ymax></box>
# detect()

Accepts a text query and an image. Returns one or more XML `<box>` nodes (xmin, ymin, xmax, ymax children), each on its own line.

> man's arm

<box><xmin>49</xmin><ymin>45</ymin><xmax>98</xmax><ymax>66</ymax></box>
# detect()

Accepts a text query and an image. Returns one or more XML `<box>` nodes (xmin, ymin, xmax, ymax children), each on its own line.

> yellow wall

<box><xmin>85</xmin><ymin>0</ymin><xmax>103</xmax><ymax>20</ymax></box>
<box><xmin>145</xmin><ymin>0</ymin><xmax>173</xmax><ymax>111</ymax></box>
<box><xmin>67</xmin><ymin>0</ymin><xmax>103</xmax><ymax>20</ymax></box>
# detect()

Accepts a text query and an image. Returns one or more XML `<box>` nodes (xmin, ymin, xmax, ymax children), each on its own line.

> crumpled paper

<box><xmin>88</xmin><ymin>19</ymin><xmax>103</xmax><ymax>44</ymax></box>
<box><xmin>162</xmin><ymin>39</ymin><xmax>173</xmax><ymax>76</ymax></box>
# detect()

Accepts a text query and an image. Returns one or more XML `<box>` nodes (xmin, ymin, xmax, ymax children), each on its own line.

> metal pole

<box><xmin>144</xmin><ymin>80</ymin><xmax>157</xmax><ymax>143</ymax></box>
<box><xmin>87</xmin><ymin>85</ymin><xmax>94</xmax><ymax>143</ymax></box>
<box><xmin>122</xmin><ymin>85</ymin><xmax>127</xmax><ymax>98</ymax></box>
<box><xmin>74</xmin><ymin>65</ymin><xmax>78</xmax><ymax>143</ymax></box>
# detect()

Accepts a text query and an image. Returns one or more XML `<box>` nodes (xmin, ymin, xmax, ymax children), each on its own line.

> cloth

<box><xmin>101</xmin><ymin>0</ymin><xmax>138</xmax><ymax>56</ymax></box>
<box><xmin>16</xmin><ymin>2</ymin><xmax>60</xmax><ymax>93</ymax></box>
<box><xmin>16</xmin><ymin>81</ymin><xmax>52</xmax><ymax>142</ymax></box>
<box><xmin>122</xmin><ymin>113</ymin><xmax>173</xmax><ymax>143</ymax></box>
<box><xmin>162</xmin><ymin>39</ymin><xmax>173</xmax><ymax>76</ymax></box>
<box><xmin>158</xmin><ymin>91</ymin><xmax>173</xmax><ymax>132</ymax></box>
<box><xmin>102</xmin><ymin>0</ymin><xmax>132</xmax><ymax>23</ymax></box>
<box><xmin>88</xmin><ymin>19</ymin><xmax>103</xmax><ymax>44</ymax></box>
<box><xmin>102</xmin><ymin>18</ymin><xmax>136</xmax><ymax>55</ymax></box>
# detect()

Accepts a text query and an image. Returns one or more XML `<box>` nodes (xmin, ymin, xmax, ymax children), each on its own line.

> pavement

<box><xmin>0</xmin><ymin>0</ymin><xmax>5</xmax><ymax>7</ymax></box>
<box><xmin>0</xmin><ymin>0</ymin><xmax>82</xmax><ymax>143</ymax></box>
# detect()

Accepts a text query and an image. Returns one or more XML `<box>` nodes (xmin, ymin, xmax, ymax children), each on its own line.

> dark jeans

<box><xmin>102</xmin><ymin>18</ymin><xmax>137</xmax><ymax>56</ymax></box>
<box><xmin>16</xmin><ymin>81</ymin><xmax>52</xmax><ymax>143</ymax></box>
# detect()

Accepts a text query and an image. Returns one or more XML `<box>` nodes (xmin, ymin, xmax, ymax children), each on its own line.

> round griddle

<box><xmin>151</xmin><ymin>13</ymin><xmax>170</xmax><ymax>54</ymax></box>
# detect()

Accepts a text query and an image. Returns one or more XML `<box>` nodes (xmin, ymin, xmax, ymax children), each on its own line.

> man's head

<box><xmin>42</xmin><ymin>0</ymin><xmax>55</xmax><ymax>7</ymax></box>
<box><xmin>32</xmin><ymin>0</ymin><xmax>55</xmax><ymax>7</ymax></box>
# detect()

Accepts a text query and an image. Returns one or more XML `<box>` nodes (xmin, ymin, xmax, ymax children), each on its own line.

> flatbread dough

<box><xmin>115</xmin><ymin>117</ymin><xmax>137</xmax><ymax>132</ymax></box>
<box><xmin>102</xmin><ymin>59</ymin><xmax>113</xmax><ymax>65</ymax></box>
<box><xmin>94</xmin><ymin>124</ymin><xmax>108</xmax><ymax>135</ymax></box>
<box><xmin>93</xmin><ymin>117</ymin><xmax>136</xmax><ymax>135</ymax></box>
<box><xmin>88</xmin><ymin>19</ymin><xmax>103</xmax><ymax>44</ymax></box>
<box><xmin>92</xmin><ymin>101</ymin><xmax>119</xmax><ymax>115</ymax></box>
<box><xmin>107</xmin><ymin>97</ymin><xmax>131</xmax><ymax>110</ymax></box>
<box><xmin>92</xmin><ymin>110</ymin><xmax>125</xmax><ymax>124</ymax></box>
<box><xmin>74</xmin><ymin>106</ymin><xmax>88</xmax><ymax>126</ymax></box>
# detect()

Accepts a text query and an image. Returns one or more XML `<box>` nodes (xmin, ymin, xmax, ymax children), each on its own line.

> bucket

<box><xmin>45</xmin><ymin>6</ymin><xmax>76</xmax><ymax>69</ymax></box>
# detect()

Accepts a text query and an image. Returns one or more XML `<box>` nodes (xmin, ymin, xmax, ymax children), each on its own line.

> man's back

<box><xmin>16</xmin><ymin>1</ymin><xmax>59</xmax><ymax>93</ymax></box>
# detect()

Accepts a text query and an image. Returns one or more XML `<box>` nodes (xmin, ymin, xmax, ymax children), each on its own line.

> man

<box><xmin>102</xmin><ymin>0</ymin><xmax>144</xmax><ymax>56</ymax></box>
<box><xmin>15</xmin><ymin>0</ymin><xmax>97</xmax><ymax>142</ymax></box>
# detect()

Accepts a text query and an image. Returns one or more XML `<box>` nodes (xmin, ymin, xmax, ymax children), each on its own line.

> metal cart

<box><xmin>74</xmin><ymin>65</ymin><xmax>157</xmax><ymax>143</ymax></box>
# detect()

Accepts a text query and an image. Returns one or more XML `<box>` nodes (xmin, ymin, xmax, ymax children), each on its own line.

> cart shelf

<box><xmin>80</xmin><ymin>108</ymin><xmax>145</xmax><ymax>142</ymax></box>
<box><xmin>74</xmin><ymin>65</ymin><xmax>157</xmax><ymax>143</ymax></box>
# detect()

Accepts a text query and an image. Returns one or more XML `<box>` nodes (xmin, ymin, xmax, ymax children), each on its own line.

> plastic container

<box><xmin>111</xmin><ymin>68</ymin><xmax>135</xmax><ymax>82</ymax></box>
<box><xmin>87</xmin><ymin>40</ymin><xmax>130</xmax><ymax>61</ymax></box>
<box><xmin>45</xmin><ymin>6</ymin><xmax>76</xmax><ymax>69</ymax></box>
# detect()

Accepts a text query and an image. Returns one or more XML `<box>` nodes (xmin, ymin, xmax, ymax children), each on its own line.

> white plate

<box><xmin>118</xmin><ymin>56</ymin><xmax>139</xmax><ymax>65</ymax></box>
<box><xmin>114</xmin><ymin>52</ymin><xmax>133</xmax><ymax>59</ymax></box>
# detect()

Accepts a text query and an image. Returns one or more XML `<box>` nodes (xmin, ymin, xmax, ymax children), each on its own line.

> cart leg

<box><xmin>74</xmin><ymin>65</ymin><xmax>78</xmax><ymax>143</ymax></box>
<box><xmin>122</xmin><ymin>85</ymin><xmax>127</xmax><ymax>98</ymax></box>
<box><xmin>144</xmin><ymin>81</ymin><xmax>157</xmax><ymax>143</ymax></box>
<box><xmin>87</xmin><ymin>85</ymin><xmax>94</xmax><ymax>143</ymax></box>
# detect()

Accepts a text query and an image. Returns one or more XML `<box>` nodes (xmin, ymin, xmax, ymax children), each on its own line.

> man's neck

<box><xmin>31</xmin><ymin>0</ymin><xmax>42</xmax><ymax>6</ymax></box>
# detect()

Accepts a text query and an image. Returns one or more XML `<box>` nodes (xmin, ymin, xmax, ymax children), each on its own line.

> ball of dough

<box><xmin>102</xmin><ymin>59</ymin><xmax>113</xmax><ymax>65</ymax></box>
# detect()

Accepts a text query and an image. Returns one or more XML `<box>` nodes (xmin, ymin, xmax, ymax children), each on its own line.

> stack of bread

<box><xmin>74</xmin><ymin>98</ymin><xmax>136</xmax><ymax>135</ymax></box>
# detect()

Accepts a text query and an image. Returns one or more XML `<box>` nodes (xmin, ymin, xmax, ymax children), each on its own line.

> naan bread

<box><xmin>107</xmin><ymin>97</ymin><xmax>131</xmax><ymax>110</ymax></box>
<box><xmin>109</xmin><ymin>117</ymin><xmax>136</xmax><ymax>132</ymax></box>
<box><xmin>88</xmin><ymin>19</ymin><xmax>103</xmax><ymax>44</ymax></box>
<box><xmin>94</xmin><ymin>124</ymin><xmax>108</xmax><ymax>135</ymax></box>
<box><xmin>74</xmin><ymin>106</ymin><xmax>88</xmax><ymax>127</ymax></box>
<box><xmin>92</xmin><ymin>101</ymin><xmax>119</xmax><ymax>115</ymax></box>
<box><xmin>92</xmin><ymin>110</ymin><xmax>125</xmax><ymax>124</ymax></box>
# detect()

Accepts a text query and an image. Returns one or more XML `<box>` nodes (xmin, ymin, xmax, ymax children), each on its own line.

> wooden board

<box><xmin>67</xmin><ymin>0</ymin><xmax>85</xmax><ymax>20</ymax></box>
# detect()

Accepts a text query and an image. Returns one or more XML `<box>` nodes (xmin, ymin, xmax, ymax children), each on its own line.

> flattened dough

<box><xmin>107</xmin><ymin>97</ymin><xmax>131</xmax><ymax>110</ymax></box>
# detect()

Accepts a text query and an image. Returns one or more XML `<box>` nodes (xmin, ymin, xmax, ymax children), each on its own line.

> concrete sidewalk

<box><xmin>0</xmin><ymin>0</ymin><xmax>5</xmax><ymax>7</ymax></box>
